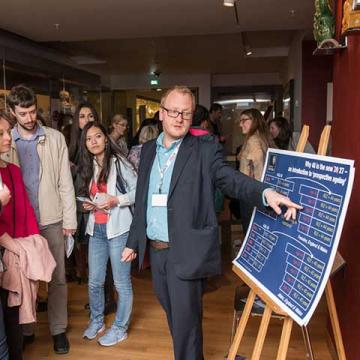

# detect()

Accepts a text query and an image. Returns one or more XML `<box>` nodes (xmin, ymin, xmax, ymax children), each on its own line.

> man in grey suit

<box><xmin>122</xmin><ymin>86</ymin><xmax>300</xmax><ymax>360</ymax></box>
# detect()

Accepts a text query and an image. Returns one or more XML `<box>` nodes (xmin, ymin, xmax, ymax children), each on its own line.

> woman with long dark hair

<box><xmin>269</xmin><ymin>116</ymin><xmax>315</xmax><ymax>153</ymax></box>
<box><xmin>268</xmin><ymin>116</ymin><xmax>292</xmax><ymax>150</ymax></box>
<box><xmin>78</xmin><ymin>122</ymin><xmax>137</xmax><ymax>347</ymax></box>
<box><xmin>69</xmin><ymin>102</ymin><xmax>98</xmax><ymax>164</ymax></box>
<box><xmin>68</xmin><ymin>102</ymin><xmax>98</xmax><ymax>283</ymax></box>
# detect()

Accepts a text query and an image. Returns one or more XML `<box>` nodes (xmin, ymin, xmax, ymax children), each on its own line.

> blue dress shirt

<box><xmin>146</xmin><ymin>133</ymin><xmax>182</xmax><ymax>242</ymax></box>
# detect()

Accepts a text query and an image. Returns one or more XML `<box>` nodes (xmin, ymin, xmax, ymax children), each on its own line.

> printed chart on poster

<box><xmin>233</xmin><ymin>149</ymin><xmax>355</xmax><ymax>326</ymax></box>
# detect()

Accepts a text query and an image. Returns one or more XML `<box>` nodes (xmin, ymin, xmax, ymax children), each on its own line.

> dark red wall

<box><xmin>301</xmin><ymin>41</ymin><xmax>333</xmax><ymax>147</ymax></box>
<box><xmin>331</xmin><ymin>1</ymin><xmax>360</xmax><ymax>358</ymax></box>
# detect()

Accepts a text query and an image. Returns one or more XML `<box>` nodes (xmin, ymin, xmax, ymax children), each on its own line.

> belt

<box><xmin>149</xmin><ymin>240</ymin><xmax>170</xmax><ymax>250</ymax></box>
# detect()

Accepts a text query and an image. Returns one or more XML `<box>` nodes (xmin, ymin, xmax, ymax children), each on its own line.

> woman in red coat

<box><xmin>0</xmin><ymin>111</ymin><xmax>39</xmax><ymax>360</ymax></box>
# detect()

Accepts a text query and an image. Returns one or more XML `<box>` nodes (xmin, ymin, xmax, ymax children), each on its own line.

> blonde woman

<box><xmin>237</xmin><ymin>108</ymin><xmax>275</xmax><ymax>231</ymax></box>
<box><xmin>238</xmin><ymin>108</ymin><xmax>275</xmax><ymax>180</ymax></box>
<box><xmin>127</xmin><ymin>125</ymin><xmax>159</xmax><ymax>170</ymax></box>
<box><xmin>109</xmin><ymin>114</ymin><xmax>129</xmax><ymax>155</ymax></box>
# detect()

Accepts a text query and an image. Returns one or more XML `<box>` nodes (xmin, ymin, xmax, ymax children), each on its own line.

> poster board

<box><xmin>233</xmin><ymin>149</ymin><xmax>355</xmax><ymax>326</ymax></box>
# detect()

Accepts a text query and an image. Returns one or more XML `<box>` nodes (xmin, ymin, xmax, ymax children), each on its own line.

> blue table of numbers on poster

<box><xmin>234</xmin><ymin>149</ymin><xmax>354</xmax><ymax>325</ymax></box>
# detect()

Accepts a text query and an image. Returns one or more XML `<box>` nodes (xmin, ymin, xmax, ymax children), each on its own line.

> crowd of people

<box><xmin>0</xmin><ymin>84</ymin><xmax>302</xmax><ymax>360</ymax></box>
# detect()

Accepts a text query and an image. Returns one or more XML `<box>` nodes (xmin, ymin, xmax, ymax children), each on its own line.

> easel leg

<box><xmin>227</xmin><ymin>290</ymin><xmax>256</xmax><ymax>360</ymax></box>
<box><xmin>301</xmin><ymin>326</ymin><xmax>315</xmax><ymax>360</ymax></box>
<box><xmin>318</xmin><ymin>127</ymin><xmax>346</xmax><ymax>360</ymax></box>
<box><xmin>230</xmin><ymin>309</ymin><xmax>238</xmax><ymax>345</ymax></box>
<box><xmin>325</xmin><ymin>282</ymin><xmax>347</xmax><ymax>360</ymax></box>
<box><xmin>276</xmin><ymin>317</ymin><xmax>293</xmax><ymax>360</ymax></box>
<box><xmin>250</xmin><ymin>305</ymin><xmax>272</xmax><ymax>360</ymax></box>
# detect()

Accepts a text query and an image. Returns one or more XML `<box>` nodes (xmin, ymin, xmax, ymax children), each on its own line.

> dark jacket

<box><xmin>127</xmin><ymin>134</ymin><xmax>267</xmax><ymax>280</ymax></box>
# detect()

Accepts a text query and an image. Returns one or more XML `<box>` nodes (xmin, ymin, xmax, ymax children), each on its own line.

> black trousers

<box><xmin>0</xmin><ymin>298</ymin><xmax>8</xmax><ymax>360</ymax></box>
<box><xmin>149</xmin><ymin>247</ymin><xmax>204</xmax><ymax>360</ymax></box>
<box><xmin>0</xmin><ymin>290</ymin><xmax>21</xmax><ymax>360</ymax></box>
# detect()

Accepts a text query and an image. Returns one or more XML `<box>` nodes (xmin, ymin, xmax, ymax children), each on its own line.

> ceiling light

<box><xmin>255</xmin><ymin>98</ymin><xmax>271</xmax><ymax>103</ymax></box>
<box><xmin>70</xmin><ymin>56</ymin><xmax>107</xmax><ymax>65</ymax></box>
<box><xmin>244</xmin><ymin>46</ymin><xmax>253</xmax><ymax>56</ymax></box>
<box><xmin>217</xmin><ymin>99</ymin><xmax>254</xmax><ymax>105</ymax></box>
<box><xmin>241</xmin><ymin>32</ymin><xmax>253</xmax><ymax>56</ymax></box>
<box><xmin>223</xmin><ymin>0</ymin><xmax>235</xmax><ymax>7</ymax></box>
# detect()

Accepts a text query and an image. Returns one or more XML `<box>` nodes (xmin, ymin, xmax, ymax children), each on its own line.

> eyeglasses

<box><xmin>161</xmin><ymin>106</ymin><xmax>193</xmax><ymax>120</ymax></box>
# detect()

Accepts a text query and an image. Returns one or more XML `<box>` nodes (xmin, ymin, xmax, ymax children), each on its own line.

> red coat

<box><xmin>0</xmin><ymin>163</ymin><xmax>39</xmax><ymax>237</ymax></box>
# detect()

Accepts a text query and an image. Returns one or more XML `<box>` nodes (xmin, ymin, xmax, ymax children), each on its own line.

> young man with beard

<box><xmin>4</xmin><ymin>84</ymin><xmax>76</xmax><ymax>355</ymax></box>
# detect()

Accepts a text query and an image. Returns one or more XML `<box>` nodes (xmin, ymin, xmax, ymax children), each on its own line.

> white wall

<box><xmin>212</xmin><ymin>72</ymin><xmax>282</xmax><ymax>87</ymax></box>
<box><xmin>110</xmin><ymin>71</ymin><xmax>285</xmax><ymax>109</ymax></box>
<box><xmin>283</xmin><ymin>31</ymin><xmax>305</xmax><ymax>131</ymax></box>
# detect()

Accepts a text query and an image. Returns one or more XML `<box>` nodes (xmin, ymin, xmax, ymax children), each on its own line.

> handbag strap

<box><xmin>115</xmin><ymin>159</ymin><xmax>126</xmax><ymax>194</ymax></box>
<box><xmin>115</xmin><ymin>159</ymin><xmax>134</xmax><ymax>216</ymax></box>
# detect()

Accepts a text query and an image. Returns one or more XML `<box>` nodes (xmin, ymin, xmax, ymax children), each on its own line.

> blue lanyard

<box><xmin>156</xmin><ymin>143</ymin><xmax>180</xmax><ymax>193</ymax></box>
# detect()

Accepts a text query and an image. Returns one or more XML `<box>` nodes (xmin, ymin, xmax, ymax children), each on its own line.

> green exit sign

<box><xmin>150</xmin><ymin>79</ymin><xmax>159</xmax><ymax>86</ymax></box>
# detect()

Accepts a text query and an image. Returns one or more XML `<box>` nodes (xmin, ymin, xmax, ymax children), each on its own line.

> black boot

<box><xmin>53</xmin><ymin>332</ymin><xmax>70</xmax><ymax>354</ymax></box>
<box><xmin>23</xmin><ymin>334</ymin><xmax>35</xmax><ymax>350</ymax></box>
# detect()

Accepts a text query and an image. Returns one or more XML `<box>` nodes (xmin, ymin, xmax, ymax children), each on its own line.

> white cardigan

<box><xmin>86</xmin><ymin>156</ymin><xmax>137</xmax><ymax>239</ymax></box>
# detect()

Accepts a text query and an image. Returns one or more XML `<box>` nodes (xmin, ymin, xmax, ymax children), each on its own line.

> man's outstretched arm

<box><xmin>263</xmin><ymin>188</ymin><xmax>302</xmax><ymax>220</ymax></box>
<box><xmin>211</xmin><ymin>142</ymin><xmax>302</xmax><ymax>218</ymax></box>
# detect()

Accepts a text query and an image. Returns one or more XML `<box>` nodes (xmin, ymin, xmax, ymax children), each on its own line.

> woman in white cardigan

<box><xmin>77</xmin><ymin>122</ymin><xmax>137</xmax><ymax>347</ymax></box>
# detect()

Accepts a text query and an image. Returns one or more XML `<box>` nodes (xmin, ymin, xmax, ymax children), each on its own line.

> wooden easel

<box><xmin>227</xmin><ymin>125</ymin><xmax>347</xmax><ymax>360</ymax></box>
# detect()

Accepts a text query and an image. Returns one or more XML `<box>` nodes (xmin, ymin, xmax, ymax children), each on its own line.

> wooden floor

<box><xmin>24</xmin><ymin>225</ymin><xmax>335</xmax><ymax>359</ymax></box>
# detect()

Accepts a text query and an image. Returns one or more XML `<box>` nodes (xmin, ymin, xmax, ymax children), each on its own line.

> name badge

<box><xmin>152</xmin><ymin>193</ymin><xmax>168</xmax><ymax>207</ymax></box>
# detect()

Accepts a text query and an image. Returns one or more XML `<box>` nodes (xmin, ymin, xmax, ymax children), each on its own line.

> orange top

<box><xmin>90</xmin><ymin>181</ymin><xmax>109</xmax><ymax>224</ymax></box>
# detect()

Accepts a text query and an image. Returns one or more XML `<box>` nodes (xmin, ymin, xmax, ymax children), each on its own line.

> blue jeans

<box><xmin>88</xmin><ymin>224</ymin><xmax>133</xmax><ymax>331</ymax></box>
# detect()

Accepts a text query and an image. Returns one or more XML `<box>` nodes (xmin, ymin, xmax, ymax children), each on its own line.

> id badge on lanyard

<box><xmin>152</xmin><ymin>193</ymin><xmax>168</xmax><ymax>207</ymax></box>
<box><xmin>152</xmin><ymin>143</ymin><xmax>180</xmax><ymax>207</ymax></box>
